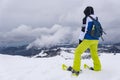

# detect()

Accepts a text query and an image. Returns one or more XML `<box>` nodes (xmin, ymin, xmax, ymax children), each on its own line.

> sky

<box><xmin>0</xmin><ymin>0</ymin><xmax>120</xmax><ymax>47</ymax></box>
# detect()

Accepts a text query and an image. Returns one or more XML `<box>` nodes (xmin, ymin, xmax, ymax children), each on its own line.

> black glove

<box><xmin>79</xmin><ymin>39</ymin><xmax>82</xmax><ymax>44</ymax></box>
<box><xmin>81</xmin><ymin>27</ymin><xmax>85</xmax><ymax>32</ymax></box>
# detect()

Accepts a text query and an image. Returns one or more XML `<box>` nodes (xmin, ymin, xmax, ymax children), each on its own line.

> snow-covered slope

<box><xmin>0</xmin><ymin>53</ymin><xmax>120</xmax><ymax>80</ymax></box>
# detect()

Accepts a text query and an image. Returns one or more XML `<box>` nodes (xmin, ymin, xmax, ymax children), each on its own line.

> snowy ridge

<box><xmin>0</xmin><ymin>53</ymin><xmax>120</xmax><ymax>80</ymax></box>
<box><xmin>0</xmin><ymin>43</ymin><xmax>120</xmax><ymax>57</ymax></box>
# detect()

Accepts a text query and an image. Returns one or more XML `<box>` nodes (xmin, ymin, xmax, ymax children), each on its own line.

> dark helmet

<box><xmin>84</xmin><ymin>6</ymin><xmax>94</xmax><ymax>16</ymax></box>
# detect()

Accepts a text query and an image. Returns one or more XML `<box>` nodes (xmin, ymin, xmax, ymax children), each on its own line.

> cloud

<box><xmin>0</xmin><ymin>0</ymin><xmax>82</xmax><ymax>31</ymax></box>
<box><xmin>0</xmin><ymin>24</ymin><xmax>80</xmax><ymax>47</ymax></box>
<box><xmin>26</xmin><ymin>24</ymin><xmax>80</xmax><ymax>49</ymax></box>
<box><xmin>0</xmin><ymin>0</ymin><xmax>120</xmax><ymax>46</ymax></box>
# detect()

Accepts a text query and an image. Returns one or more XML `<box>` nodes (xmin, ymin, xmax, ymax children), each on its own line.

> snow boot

<box><xmin>84</xmin><ymin>64</ymin><xmax>94</xmax><ymax>70</ymax></box>
<box><xmin>72</xmin><ymin>70</ymin><xmax>80</xmax><ymax>76</ymax></box>
<box><xmin>89</xmin><ymin>67</ymin><xmax>94</xmax><ymax>70</ymax></box>
<box><xmin>67</xmin><ymin>66</ymin><xmax>80</xmax><ymax>76</ymax></box>
<box><xmin>62</xmin><ymin>64</ymin><xmax>81</xmax><ymax>76</ymax></box>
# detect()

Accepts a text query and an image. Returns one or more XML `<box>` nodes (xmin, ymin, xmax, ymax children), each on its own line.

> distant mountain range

<box><xmin>0</xmin><ymin>43</ymin><xmax>120</xmax><ymax>57</ymax></box>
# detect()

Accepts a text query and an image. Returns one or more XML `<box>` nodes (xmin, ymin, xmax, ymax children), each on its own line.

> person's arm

<box><xmin>78</xmin><ymin>17</ymin><xmax>87</xmax><ymax>44</ymax></box>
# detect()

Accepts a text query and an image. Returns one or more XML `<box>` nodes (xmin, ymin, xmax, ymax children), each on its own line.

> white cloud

<box><xmin>0</xmin><ymin>24</ymin><xmax>80</xmax><ymax>47</ymax></box>
<box><xmin>0</xmin><ymin>0</ymin><xmax>82</xmax><ymax>30</ymax></box>
<box><xmin>26</xmin><ymin>24</ymin><xmax>80</xmax><ymax>49</ymax></box>
<box><xmin>0</xmin><ymin>0</ymin><xmax>120</xmax><ymax>45</ymax></box>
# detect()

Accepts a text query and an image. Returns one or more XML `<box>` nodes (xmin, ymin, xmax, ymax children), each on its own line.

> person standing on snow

<box><xmin>67</xmin><ymin>6</ymin><xmax>102</xmax><ymax>76</ymax></box>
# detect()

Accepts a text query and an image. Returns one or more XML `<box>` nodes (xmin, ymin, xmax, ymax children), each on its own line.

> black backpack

<box><xmin>88</xmin><ymin>16</ymin><xmax>106</xmax><ymax>40</ymax></box>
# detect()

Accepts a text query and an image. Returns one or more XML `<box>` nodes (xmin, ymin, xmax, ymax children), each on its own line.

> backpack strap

<box><xmin>89</xmin><ymin>16</ymin><xmax>98</xmax><ymax>21</ymax></box>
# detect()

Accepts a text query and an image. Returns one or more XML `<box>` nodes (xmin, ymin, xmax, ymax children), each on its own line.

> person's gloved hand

<box><xmin>79</xmin><ymin>39</ymin><xmax>82</xmax><ymax>44</ymax></box>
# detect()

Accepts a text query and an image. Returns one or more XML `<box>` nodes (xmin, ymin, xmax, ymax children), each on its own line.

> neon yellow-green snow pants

<box><xmin>72</xmin><ymin>39</ymin><xmax>101</xmax><ymax>71</ymax></box>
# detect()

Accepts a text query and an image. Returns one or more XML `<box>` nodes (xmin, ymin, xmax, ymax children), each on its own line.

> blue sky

<box><xmin>0</xmin><ymin>0</ymin><xmax>120</xmax><ymax>46</ymax></box>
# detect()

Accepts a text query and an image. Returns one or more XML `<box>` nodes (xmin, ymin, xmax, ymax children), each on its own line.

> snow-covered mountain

<box><xmin>0</xmin><ymin>53</ymin><xmax>120</xmax><ymax>80</ymax></box>
<box><xmin>0</xmin><ymin>43</ymin><xmax>120</xmax><ymax>80</ymax></box>
<box><xmin>0</xmin><ymin>43</ymin><xmax>120</xmax><ymax>57</ymax></box>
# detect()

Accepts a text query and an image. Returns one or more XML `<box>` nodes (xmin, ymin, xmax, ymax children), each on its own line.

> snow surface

<box><xmin>0</xmin><ymin>53</ymin><xmax>120</xmax><ymax>80</ymax></box>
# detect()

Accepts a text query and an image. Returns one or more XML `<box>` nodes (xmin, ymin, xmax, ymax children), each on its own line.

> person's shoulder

<box><xmin>90</xmin><ymin>15</ymin><xmax>98</xmax><ymax>19</ymax></box>
<box><xmin>87</xmin><ymin>14</ymin><xmax>98</xmax><ymax>21</ymax></box>
<box><xmin>90</xmin><ymin>14</ymin><xmax>97</xmax><ymax>18</ymax></box>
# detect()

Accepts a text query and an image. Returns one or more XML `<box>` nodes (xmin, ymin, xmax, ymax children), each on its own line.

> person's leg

<box><xmin>72</xmin><ymin>40</ymin><xmax>90</xmax><ymax>72</ymax></box>
<box><xmin>89</xmin><ymin>40</ymin><xmax>101</xmax><ymax>71</ymax></box>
